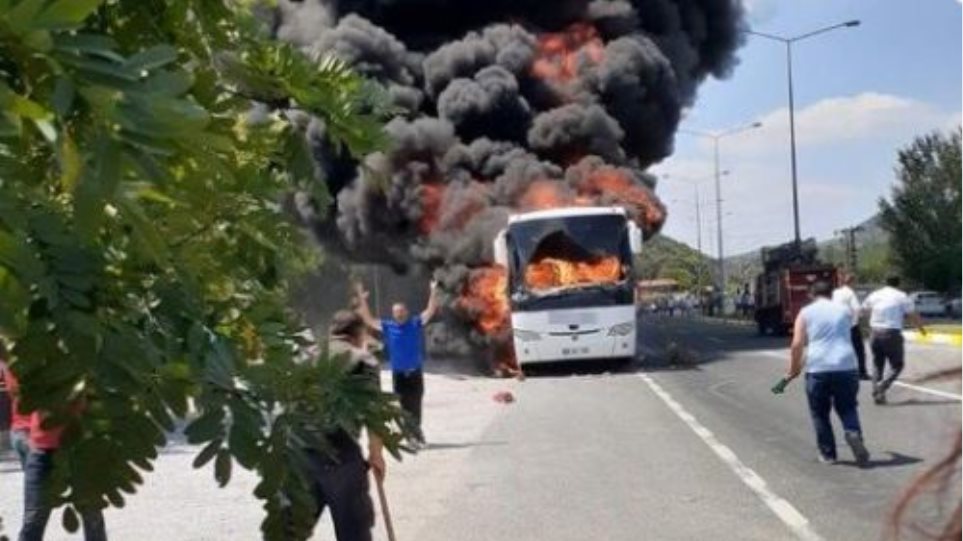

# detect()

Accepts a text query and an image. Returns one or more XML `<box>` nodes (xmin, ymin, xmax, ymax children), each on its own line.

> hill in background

<box><xmin>646</xmin><ymin>214</ymin><xmax>892</xmax><ymax>291</ymax></box>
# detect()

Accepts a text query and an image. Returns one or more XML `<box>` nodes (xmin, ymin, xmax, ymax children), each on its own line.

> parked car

<box><xmin>946</xmin><ymin>297</ymin><xmax>962</xmax><ymax>318</ymax></box>
<box><xmin>909</xmin><ymin>291</ymin><xmax>946</xmax><ymax>317</ymax></box>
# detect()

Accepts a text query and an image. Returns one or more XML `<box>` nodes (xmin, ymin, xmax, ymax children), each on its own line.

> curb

<box><xmin>904</xmin><ymin>331</ymin><xmax>962</xmax><ymax>347</ymax></box>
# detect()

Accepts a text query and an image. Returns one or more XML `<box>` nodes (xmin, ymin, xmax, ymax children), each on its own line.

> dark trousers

<box><xmin>805</xmin><ymin>370</ymin><xmax>862</xmax><ymax>460</ymax></box>
<box><xmin>297</xmin><ymin>450</ymin><xmax>374</xmax><ymax>541</ymax></box>
<box><xmin>870</xmin><ymin>330</ymin><xmax>905</xmax><ymax>392</ymax></box>
<box><xmin>392</xmin><ymin>370</ymin><xmax>424</xmax><ymax>441</ymax></box>
<box><xmin>20</xmin><ymin>450</ymin><xmax>107</xmax><ymax>541</ymax></box>
<box><xmin>850</xmin><ymin>325</ymin><xmax>868</xmax><ymax>377</ymax></box>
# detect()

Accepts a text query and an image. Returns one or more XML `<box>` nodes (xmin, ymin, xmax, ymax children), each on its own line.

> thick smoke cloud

<box><xmin>276</xmin><ymin>0</ymin><xmax>745</xmax><ymax>360</ymax></box>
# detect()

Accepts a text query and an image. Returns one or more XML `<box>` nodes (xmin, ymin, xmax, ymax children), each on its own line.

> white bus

<box><xmin>493</xmin><ymin>207</ymin><xmax>643</xmax><ymax>365</ymax></box>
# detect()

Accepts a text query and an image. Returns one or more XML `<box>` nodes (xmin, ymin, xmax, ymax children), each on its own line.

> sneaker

<box><xmin>817</xmin><ymin>454</ymin><xmax>837</xmax><ymax>465</ymax></box>
<box><xmin>872</xmin><ymin>388</ymin><xmax>887</xmax><ymax>405</ymax></box>
<box><xmin>845</xmin><ymin>431</ymin><xmax>870</xmax><ymax>467</ymax></box>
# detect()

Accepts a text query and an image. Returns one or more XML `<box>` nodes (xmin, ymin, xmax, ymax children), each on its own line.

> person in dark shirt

<box><xmin>355</xmin><ymin>280</ymin><xmax>439</xmax><ymax>447</ymax></box>
<box><xmin>294</xmin><ymin>310</ymin><xmax>385</xmax><ymax>541</ymax></box>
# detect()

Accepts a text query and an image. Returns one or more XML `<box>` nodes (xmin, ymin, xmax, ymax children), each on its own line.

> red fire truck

<box><xmin>754</xmin><ymin>239</ymin><xmax>839</xmax><ymax>336</ymax></box>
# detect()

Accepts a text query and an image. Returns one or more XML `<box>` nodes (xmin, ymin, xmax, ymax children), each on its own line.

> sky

<box><xmin>652</xmin><ymin>0</ymin><xmax>962</xmax><ymax>258</ymax></box>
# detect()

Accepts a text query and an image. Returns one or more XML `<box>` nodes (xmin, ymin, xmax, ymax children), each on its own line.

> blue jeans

<box><xmin>19</xmin><ymin>450</ymin><xmax>107</xmax><ymax>541</ymax></box>
<box><xmin>11</xmin><ymin>428</ymin><xmax>29</xmax><ymax>469</ymax></box>
<box><xmin>805</xmin><ymin>370</ymin><xmax>862</xmax><ymax>460</ymax></box>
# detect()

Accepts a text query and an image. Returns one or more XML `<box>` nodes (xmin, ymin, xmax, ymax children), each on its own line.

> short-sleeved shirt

<box><xmin>862</xmin><ymin>286</ymin><xmax>914</xmax><ymax>330</ymax></box>
<box><xmin>381</xmin><ymin>316</ymin><xmax>424</xmax><ymax>373</ymax></box>
<box><xmin>1</xmin><ymin>364</ymin><xmax>31</xmax><ymax>431</ymax></box>
<box><xmin>799</xmin><ymin>298</ymin><xmax>857</xmax><ymax>374</ymax></box>
<box><xmin>832</xmin><ymin>285</ymin><xmax>861</xmax><ymax>327</ymax></box>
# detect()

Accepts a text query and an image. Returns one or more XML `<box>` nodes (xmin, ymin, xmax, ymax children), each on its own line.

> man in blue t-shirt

<box><xmin>355</xmin><ymin>280</ymin><xmax>440</xmax><ymax>446</ymax></box>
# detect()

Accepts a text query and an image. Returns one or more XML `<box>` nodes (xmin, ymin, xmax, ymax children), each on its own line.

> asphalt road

<box><xmin>411</xmin><ymin>315</ymin><xmax>961</xmax><ymax>541</ymax></box>
<box><xmin>0</xmin><ymin>315</ymin><xmax>958</xmax><ymax>540</ymax></box>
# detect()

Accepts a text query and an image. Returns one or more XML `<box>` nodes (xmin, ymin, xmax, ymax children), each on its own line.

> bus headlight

<box><xmin>607</xmin><ymin>322</ymin><xmax>635</xmax><ymax>336</ymax></box>
<box><xmin>514</xmin><ymin>329</ymin><xmax>542</xmax><ymax>342</ymax></box>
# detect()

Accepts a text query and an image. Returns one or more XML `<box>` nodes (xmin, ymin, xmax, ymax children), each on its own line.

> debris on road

<box><xmin>492</xmin><ymin>391</ymin><xmax>515</xmax><ymax>404</ymax></box>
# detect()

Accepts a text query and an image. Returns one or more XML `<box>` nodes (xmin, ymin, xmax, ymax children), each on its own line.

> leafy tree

<box><xmin>856</xmin><ymin>242</ymin><xmax>891</xmax><ymax>285</ymax></box>
<box><xmin>0</xmin><ymin>1</ymin><xmax>406</xmax><ymax>539</ymax></box>
<box><xmin>636</xmin><ymin>235</ymin><xmax>712</xmax><ymax>291</ymax></box>
<box><xmin>879</xmin><ymin>128</ymin><xmax>962</xmax><ymax>292</ymax></box>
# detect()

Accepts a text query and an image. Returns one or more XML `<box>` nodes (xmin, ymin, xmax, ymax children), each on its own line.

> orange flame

<box><xmin>531</xmin><ymin>22</ymin><xmax>605</xmax><ymax>84</ymax></box>
<box><xmin>459</xmin><ymin>265</ymin><xmax>521</xmax><ymax>377</ymax></box>
<box><xmin>519</xmin><ymin>180</ymin><xmax>570</xmax><ymax>210</ymax></box>
<box><xmin>420</xmin><ymin>181</ymin><xmax>491</xmax><ymax>234</ymax></box>
<box><xmin>444</xmin><ymin>181</ymin><xmax>488</xmax><ymax>231</ymax></box>
<box><xmin>460</xmin><ymin>265</ymin><xmax>510</xmax><ymax>336</ymax></box>
<box><xmin>419</xmin><ymin>183</ymin><xmax>445</xmax><ymax>234</ymax></box>
<box><xmin>574</xmin><ymin>166</ymin><xmax>667</xmax><ymax>235</ymax></box>
<box><xmin>524</xmin><ymin>255</ymin><xmax>622</xmax><ymax>290</ymax></box>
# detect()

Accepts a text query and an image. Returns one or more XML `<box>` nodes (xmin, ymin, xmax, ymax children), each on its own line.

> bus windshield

<box><xmin>506</xmin><ymin>214</ymin><xmax>632</xmax><ymax>300</ymax></box>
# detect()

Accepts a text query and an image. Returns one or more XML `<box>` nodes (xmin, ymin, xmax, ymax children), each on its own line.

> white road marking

<box><xmin>892</xmin><ymin>381</ymin><xmax>962</xmax><ymax>401</ymax></box>
<box><xmin>755</xmin><ymin>350</ymin><xmax>788</xmax><ymax>361</ymax></box>
<box><xmin>752</xmin><ymin>350</ymin><xmax>962</xmax><ymax>401</ymax></box>
<box><xmin>638</xmin><ymin>373</ymin><xmax>825</xmax><ymax>541</ymax></box>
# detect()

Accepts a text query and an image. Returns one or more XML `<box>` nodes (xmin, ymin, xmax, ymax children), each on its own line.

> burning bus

<box><xmin>493</xmin><ymin>206</ymin><xmax>642</xmax><ymax>365</ymax></box>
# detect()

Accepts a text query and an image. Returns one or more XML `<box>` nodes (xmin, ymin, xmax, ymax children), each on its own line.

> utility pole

<box><xmin>713</xmin><ymin>138</ymin><xmax>724</xmax><ymax>292</ymax></box>
<box><xmin>834</xmin><ymin>226</ymin><xmax>863</xmax><ymax>272</ymax></box>
<box><xmin>694</xmin><ymin>182</ymin><xmax>704</xmax><ymax>290</ymax></box>
<box><xmin>679</xmin><ymin>122</ymin><xmax>762</xmax><ymax>297</ymax></box>
<box><xmin>661</xmin><ymin>171</ymin><xmax>727</xmax><ymax>294</ymax></box>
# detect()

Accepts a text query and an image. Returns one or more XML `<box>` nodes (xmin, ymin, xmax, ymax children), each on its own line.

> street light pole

<box><xmin>680</xmin><ymin>123</ymin><xmax>761</xmax><ymax>296</ymax></box>
<box><xmin>786</xmin><ymin>40</ymin><xmax>800</xmax><ymax>246</ymax></box>
<box><xmin>713</xmin><ymin>137</ymin><xmax>724</xmax><ymax>293</ymax></box>
<box><xmin>693</xmin><ymin>182</ymin><xmax>702</xmax><ymax>256</ymax></box>
<box><xmin>748</xmin><ymin>20</ymin><xmax>860</xmax><ymax>247</ymax></box>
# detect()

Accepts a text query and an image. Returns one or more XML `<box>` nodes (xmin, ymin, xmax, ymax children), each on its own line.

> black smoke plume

<box><xmin>276</xmin><ymin>0</ymin><xmax>746</xmax><ymax>363</ymax></box>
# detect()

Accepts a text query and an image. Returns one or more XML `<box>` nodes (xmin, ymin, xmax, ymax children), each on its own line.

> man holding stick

<box><xmin>290</xmin><ymin>310</ymin><xmax>386</xmax><ymax>541</ymax></box>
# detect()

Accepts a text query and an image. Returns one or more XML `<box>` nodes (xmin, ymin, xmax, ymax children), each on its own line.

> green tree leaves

<box><xmin>0</xmin><ymin>1</ymin><xmax>409</xmax><ymax>539</ymax></box>
<box><xmin>879</xmin><ymin>128</ymin><xmax>962</xmax><ymax>292</ymax></box>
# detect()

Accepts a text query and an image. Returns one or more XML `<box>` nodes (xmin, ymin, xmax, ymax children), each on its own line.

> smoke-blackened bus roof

<box><xmin>508</xmin><ymin>206</ymin><xmax>628</xmax><ymax>225</ymax></box>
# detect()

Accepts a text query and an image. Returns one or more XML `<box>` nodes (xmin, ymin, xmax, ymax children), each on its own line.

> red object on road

<box><xmin>492</xmin><ymin>391</ymin><xmax>515</xmax><ymax>404</ymax></box>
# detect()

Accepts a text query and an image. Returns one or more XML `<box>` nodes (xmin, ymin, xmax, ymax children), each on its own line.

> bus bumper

<box><xmin>512</xmin><ymin>330</ymin><xmax>637</xmax><ymax>364</ymax></box>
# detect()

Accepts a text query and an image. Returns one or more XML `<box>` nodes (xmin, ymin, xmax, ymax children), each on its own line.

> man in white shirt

<box><xmin>832</xmin><ymin>273</ymin><xmax>869</xmax><ymax>380</ymax></box>
<box><xmin>861</xmin><ymin>276</ymin><xmax>928</xmax><ymax>404</ymax></box>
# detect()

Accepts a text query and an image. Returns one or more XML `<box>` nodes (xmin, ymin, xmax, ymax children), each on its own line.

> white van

<box><xmin>909</xmin><ymin>291</ymin><xmax>945</xmax><ymax>317</ymax></box>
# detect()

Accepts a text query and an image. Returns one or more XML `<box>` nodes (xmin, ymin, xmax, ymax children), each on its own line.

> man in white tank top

<box><xmin>783</xmin><ymin>281</ymin><xmax>870</xmax><ymax>466</ymax></box>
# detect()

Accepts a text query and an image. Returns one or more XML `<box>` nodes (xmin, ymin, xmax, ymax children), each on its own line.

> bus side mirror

<box><xmin>629</xmin><ymin>223</ymin><xmax>643</xmax><ymax>255</ymax></box>
<box><xmin>493</xmin><ymin>229</ymin><xmax>508</xmax><ymax>267</ymax></box>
